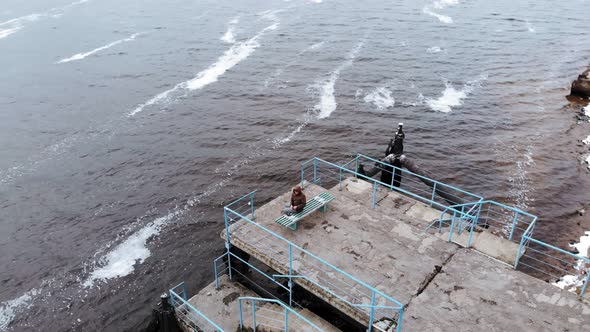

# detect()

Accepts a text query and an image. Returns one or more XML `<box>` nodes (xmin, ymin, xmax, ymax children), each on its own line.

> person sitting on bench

<box><xmin>282</xmin><ymin>185</ymin><xmax>306</xmax><ymax>216</ymax></box>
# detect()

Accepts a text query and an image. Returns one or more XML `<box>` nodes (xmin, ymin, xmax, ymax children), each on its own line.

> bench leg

<box><xmin>320</xmin><ymin>204</ymin><xmax>329</xmax><ymax>213</ymax></box>
<box><xmin>288</xmin><ymin>221</ymin><xmax>298</xmax><ymax>231</ymax></box>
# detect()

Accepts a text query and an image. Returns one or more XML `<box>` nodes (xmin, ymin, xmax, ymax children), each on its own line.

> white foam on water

<box><xmin>582</xmin><ymin>135</ymin><xmax>590</xmax><ymax>145</ymax></box>
<box><xmin>433</xmin><ymin>0</ymin><xmax>459</xmax><ymax>9</ymax></box>
<box><xmin>583</xmin><ymin>104</ymin><xmax>590</xmax><ymax>120</ymax></box>
<box><xmin>0</xmin><ymin>1</ymin><xmax>90</xmax><ymax>39</ymax></box>
<box><xmin>82</xmin><ymin>211</ymin><xmax>181</xmax><ymax>287</ymax></box>
<box><xmin>364</xmin><ymin>87</ymin><xmax>395</xmax><ymax>110</ymax></box>
<box><xmin>426</xmin><ymin>83</ymin><xmax>469</xmax><ymax>113</ymax></box>
<box><xmin>423</xmin><ymin>7</ymin><xmax>453</xmax><ymax>24</ymax></box>
<box><xmin>187</xmin><ymin>23</ymin><xmax>277</xmax><ymax>90</ymax></box>
<box><xmin>309</xmin><ymin>41</ymin><xmax>325</xmax><ymax>50</ymax></box>
<box><xmin>56</xmin><ymin>32</ymin><xmax>143</xmax><ymax>64</ymax></box>
<box><xmin>526</xmin><ymin>20</ymin><xmax>536</xmax><ymax>33</ymax></box>
<box><xmin>129</xmin><ymin>20</ymin><xmax>278</xmax><ymax>116</ymax></box>
<box><xmin>221</xmin><ymin>16</ymin><xmax>239</xmax><ymax>44</ymax></box>
<box><xmin>0</xmin><ymin>289</ymin><xmax>39</xmax><ymax>331</ymax></box>
<box><xmin>507</xmin><ymin>145</ymin><xmax>534</xmax><ymax>213</ymax></box>
<box><xmin>426</xmin><ymin>46</ymin><xmax>442</xmax><ymax>53</ymax></box>
<box><xmin>586</xmin><ymin>155</ymin><xmax>590</xmax><ymax>170</ymax></box>
<box><xmin>552</xmin><ymin>231</ymin><xmax>590</xmax><ymax>292</ymax></box>
<box><xmin>313</xmin><ymin>41</ymin><xmax>364</xmax><ymax>119</ymax></box>
<box><xmin>272</xmin><ymin>123</ymin><xmax>306</xmax><ymax>147</ymax></box>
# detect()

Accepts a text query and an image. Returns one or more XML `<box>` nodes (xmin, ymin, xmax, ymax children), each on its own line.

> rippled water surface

<box><xmin>1</xmin><ymin>0</ymin><xmax>589</xmax><ymax>330</ymax></box>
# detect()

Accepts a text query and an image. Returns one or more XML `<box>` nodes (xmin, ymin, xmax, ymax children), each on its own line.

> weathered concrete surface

<box><xmin>240</xmin><ymin>302</ymin><xmax>340</xmax><ymax>332</ymax></box>
<box><xmin>225</xmin><ymin>178</ymin><xmax>458</xmax><ymax>325</ymax></box>
<box><xmin>403</xmin><ymin>249</ymin><xmax>590</xmax><ymax>332</ymax></box>
<box><xmin>184</xmin><ymin>275</ymin><xmax>340</xmax><ymax>332</ymax></box>
<box><xmin>183</xmin><ymin>275</ymin><xmax>256</xmax><ymax>332</ymax></box>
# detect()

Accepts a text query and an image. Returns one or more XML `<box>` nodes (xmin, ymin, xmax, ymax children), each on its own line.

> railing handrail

<box><xmin>477</xmin><ymin>200</ymin><xmax>538</xmax><ymax>220</ymax></box>
<box><xmin>225</xmin><ymin>206</ymin><xmax>404</xmax><ymax>308</ymax></box>
<box><xmin>356</xmin><ymin>153</ymin><xmax>484</xmax><ymax>201</ymax></box>
<box><xmin>273</xmin><ymin>274</ymin><xmax>403</xmax><ymax>310</ymax></box>
<box><xmin>524</xmin><ymin>236</ymin><xmax>590</xmax><ymax>263</ymax></box>
<box><xmin>169</xmin><ymin>284</ymin><xmax>224</xmax><ymax>331</ymax></box>
<box><xmin>238</xmin><ymin>296</ymin><xmax>324</xmax><ymax>331</ymax></box>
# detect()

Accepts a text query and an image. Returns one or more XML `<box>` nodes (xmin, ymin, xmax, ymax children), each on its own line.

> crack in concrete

<box><xmin>404</xmin><ymin>250</ymin><xmax>458</xmax><ymax>311</ymax></box>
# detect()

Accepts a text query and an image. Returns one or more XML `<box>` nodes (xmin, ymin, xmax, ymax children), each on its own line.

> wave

<box><xmin>526</xmin><ymin>20</ymin><xmax>536</xmax><ymax>33</ymax></box>
<box><xmin>0</xmin><ymin>0</ymin><xmax>90</xmax><ymax>40</ymax></box>
<box><xmin>0</xmin><ymin>288</ymin><xmax>39</xmax><ymax>331</ymax></box>
<box><xmin>583</xmin><ymin>104</ymin><xmax>590</xmax><ymax>119</ymax></box>
<box><xmin>56</xmin><ymin>32</ymin><xmax>143</xmax><ymax>64</ymax></box>
<box><xmin>82</xmin><ymin>211</ymin><xmax>181</xmax><ymax>287</ymax></box>
<box><xmin>221</xmin><ymin>16</ymin><xmax>239</xmax><ymax>44</ymax></box>
<box><xmin>433</xmin><ymin>0</ymin><xmax>459</xmax><ymax>9</ymax></box>
<box><xmin>263</xmin><ymin>40</ymin><xmax>326</xmax><ymax>89</ymax></box>
<box><xmin>426</xmin><ymin>75</ymin><xmax>486</xmax><ymax>113</ymax></box>
<box><xmin>426</xmin><ymin>46</ymin><xmax>442</xmax><ymax>53</ymax></box>
<box><xmin>423</xmin><ymin>7</ymin><xmax>453</xmax><ymax>24</ymax></box>
<box><xmin>583</xmin><ymin>135</ymin><xmax>590</xmax><ymax>145</ymax></box>
<box><xmin>129</xmin><ymin>21</ymin><xmax>278</xmax><ymax>117</ymax></box>
<box><xmin>364</xmin><ymin>87</ymin><xmax>395</xmax><ymax>110</ymax></box>
<box><xmin>313</xmin><ymin>41</ymin><xmax>364</xmax><ymax>119</ymax></box>
<box><xmin>426</xmin><ymin>83</ymin><xmax>469</xmax><ymax>113</ymax></box>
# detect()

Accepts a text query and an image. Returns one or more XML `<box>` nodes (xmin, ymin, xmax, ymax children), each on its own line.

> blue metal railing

<box><xmin>301</xmin><ymin>155</ymin><xmax>483</xmax><ymax>215</ymax></box>
<box><xmin>222</xmin><ymin>191</ymin><xmax>405</xmax><ymax>331</ymax></box>
<box><xmin>299</xmin><ymin>155</ymin><xmax>589</xmax><ymax>299</ymax></box>
<box><xmin>238</xmin><ymin>297</ymin><xmax>323</xmax><ymax>331</ymax></box>
<box><xmin>169</xmin><ymin>282</ymin><xmax>224</xmax><ymax>331</ymax></box>
<box><xmin>514</xmin><ymin>221</ymin><xmax>590</xmax><ymax>297</ymax></box>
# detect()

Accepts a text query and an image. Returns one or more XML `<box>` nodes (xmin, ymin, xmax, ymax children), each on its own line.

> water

<box><xmin>1</xmin><ymin>0</ymin><xmax>589</xmax><ymax>330</ymax></box>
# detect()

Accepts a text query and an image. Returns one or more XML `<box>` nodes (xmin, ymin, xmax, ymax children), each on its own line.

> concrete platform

<box><xmin>217</xmin><ymin>177</ymin><xmax>590</xmax><ymax>330</ymax></box>
<box><xmin>183</xmin><ymin>275</ymin><xmax>340</xmax><ymax>332</ymax></box>
<box><xmin>403</xmin><ymin>249</ymin><xmax>590</xmax><ymax>331</ymax></box>
<box><xmin>224</xmin><ymin>178</ymin><xmax>459</xmax><ymax>325</ymax></box>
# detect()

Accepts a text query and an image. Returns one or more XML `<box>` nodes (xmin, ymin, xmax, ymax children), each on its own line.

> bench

<box><xmin>275</xmin><ymin>192</ymin><xmax>335</xmax><ymax>230</ymax></box>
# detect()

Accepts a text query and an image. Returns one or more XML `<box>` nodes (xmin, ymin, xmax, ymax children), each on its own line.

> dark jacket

<box><xmin>291</xmin><ymin>187</ymin><xmax>306</xmax><ymax>213</ymax></box>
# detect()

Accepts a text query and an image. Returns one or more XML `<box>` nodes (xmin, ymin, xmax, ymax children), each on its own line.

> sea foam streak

<box><xmin>221</xmin><ymin>16</ymin><xmax>239</xmax><ymax>43</ymax></box>
<box><xmin>82</xmin><ymin>211</ymin><xmax>181</xmax><ymax>287</ymax></box>
<box><xmin>423</xmin><ymin>7</ymin><xmax>453</xmax><ymax>24</ymax></box>
<box><xmin>0</xmin><ymin>0</ymin><xmax>90</xmax><ymax>40</ymax></box>
<box><xmin>0</xmin><ymin>289</ymin><xmax>39</xmax><ymax>331</ymax></box>
<box><xmin>129</xmin><ymin>21</ymin><xmax>278</xmax><ymax>116</ymax></box>
<box><xmin>263</xmin><ymin>40</ymin><xmax>325</xmax><ymax>88</ymax></box>
<box><xmin>57</xmin><ymin>32</ymin><xmax>142</xmax><ymax>64</ymax></box>
<box><xmin>313</xmin><ymin>41</ymin><xmax>364</xmax><ymax>119</ymax></box>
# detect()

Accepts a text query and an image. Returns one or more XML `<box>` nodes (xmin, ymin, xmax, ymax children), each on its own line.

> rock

<box><xmin>571</xmin><ymin>68</ymin><xmax>590</xmax><ymax>98</ymax></box>
<box><xmin>578</xmin><ymin>208</ymin><xmax>585</xmax><ymax>216</ymax></box>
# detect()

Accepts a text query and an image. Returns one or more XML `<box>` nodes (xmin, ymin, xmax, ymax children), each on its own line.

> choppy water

<box><xmin>1</xmin><ymin>0</ymin><xmax>589</xmax><ymax>330</ymax></box>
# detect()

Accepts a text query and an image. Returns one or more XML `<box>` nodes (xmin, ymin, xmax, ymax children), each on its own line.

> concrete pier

<box><xmin>215</xmin><ymin>177</ymin><xmax>590</xmax><ymax>331</ymax></box>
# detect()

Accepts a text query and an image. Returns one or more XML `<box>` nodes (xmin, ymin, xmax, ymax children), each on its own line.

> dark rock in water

<box><xmin>571</xmin><ymin>68</ymin><xmax>590</xmax><ymax>98</ymax></box>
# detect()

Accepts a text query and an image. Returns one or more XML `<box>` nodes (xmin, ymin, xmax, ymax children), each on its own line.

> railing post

<box><xmin>581</xmin><ymin>268</ymin><xmax>590</xmax><ymax>297</ymax></box>
<box><xmin>223</xmin><ymin>208</ymin><xmax>231</xmax><ymax>246</ymax></box>
<box><xmin>169</xmin><ymin>290</ymin><xmax>175</xmax><ymax>308</ymax></box>
<box><xmin>372</xmin><ymin>182</ymin><xmax>377</xmax><ymax>208</ymax></box>
<box><xmin>182</xmin><ymin>283</ymin><xmax>187</xmax><ymax>300</ymax></box>
<box><xmin>214</xmin><ymin>258</ymin><xmax>220</xmax><ymax>289</ymax></box>
<box><xmin>239</xmin><ymin>299</ymin><xmax>244</xmax><ymax>329</ymax></box>
<box><xmin>514</xmin><ymin>233</ymin><xmax>528</xmax><ymax>269</ymax></box>
<box><xmin>339</xmin><ymin>168</ymin><xmax>343</xmax><ymax>190</ymax></box>
<box><xmin>367</xmin><ymin>290</ymin><xmax>376</xmax><ymax>332</ymax></box>
<box><xmin>301</xmin><ymin>163</ymin><xmax>305</xmax><ymax>188</ymax></box>
<box><xmin>250</xmin><ymin>193</ymin><xmax>255</xmax><ymax>219</ymax></box>
<box><xmin>430</xmin><ymin>182</ymin><xmax>437</xmax><ymax>206</ymax></box>
<box><xmin>227</xmin><ymin>245</ymin><xmax>233</xmax><ymax>280</ymax></box>
<box><xmin>396</xmin><ymin>306</ymin><xmax>404</xmax><ymax>332</ymax></box>
<box><xmin>509</xmin><ymin>212</ymin><xmax>519</xmax><ymax>241</ymax></box>
<box><xmin>313</xmin><ymin>158</ymin><xmax>318</xmax><ymax>184</ymax></box>
<box><xmin>252</xmin><ymin>300</ymin><xmax>257</xmax><ymax>331</ymax></box>
<box><xmin>289</xmin><ymin>243</ymin><xmax>293</xmax><ymax>306</ymax></box>
<box><xmin>284</xmin><ymin>307</ymin><xmax>289</xmax><ymax>331</ymax></box>
<box><xmin>448</xmin><ymin>211</ymin><xmax>457</xmax><ymax>242</ymax></box>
